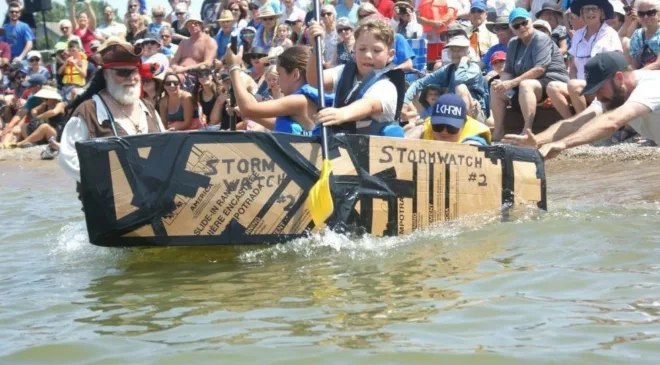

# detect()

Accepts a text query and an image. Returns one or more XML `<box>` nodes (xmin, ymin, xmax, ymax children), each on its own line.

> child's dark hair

<box><xmin>277</xmin><ymin>45</ymin><xmax>310</xmax><ymax>76</ymax></box>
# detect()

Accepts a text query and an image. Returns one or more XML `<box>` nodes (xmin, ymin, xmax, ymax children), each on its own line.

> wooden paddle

<box><xmin>308</xmin><ymin>0</ymin><xmax>334</xmax><ymax>227</ymax></box>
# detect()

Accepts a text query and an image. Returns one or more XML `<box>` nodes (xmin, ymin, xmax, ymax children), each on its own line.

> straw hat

<box><xmin>34</xmin><ymin>86</ymin><xmax>62</xmax><ymax>101</ymax></box>
<box><xmin>257</xmin><ymin>6</ymin><xmax>282</xmax><ymax>19</ymax></box>
<box><xmin>217</xmin><ymin>9</ymin><xmax>234</xmax><ymax>22</ymax></box>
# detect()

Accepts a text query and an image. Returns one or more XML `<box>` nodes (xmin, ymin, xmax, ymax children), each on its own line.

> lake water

<box><xmin>1</xmin><ymin>159</ymin><xmax>658</xmax><ymax>364</ymax></box>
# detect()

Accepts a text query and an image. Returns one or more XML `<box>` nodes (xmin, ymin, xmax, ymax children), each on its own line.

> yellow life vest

<box><xmin>422</xmin><ymin>115</ymin><xmax>492</xmax><ymax>145</ymax></box>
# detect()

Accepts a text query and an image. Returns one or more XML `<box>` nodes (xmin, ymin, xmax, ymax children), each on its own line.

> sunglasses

<box><xmin>638</xmin><ymin>9</ymin><xmax>658</xmax><ymax>17</ymax></box>
<box><xmin>164</xmin><ymin>80</ymin><xmax>180</xmax><ymax>87</ymax></box>
<box><xmin>494</xmin><ymin>24</ymin><xmax>509</xmax><ymax>31</ymax></box>
<box><xmin>176</xmin><ymin>12</ymin><xmax>186</xmax><ymax>15</ymax></box>
<box><xmin>29</xmin><ymin>58</ymin><xmax>39</xmax><ymax>62</ymax></box>
<box><xmin>338</xmin><ymin>27</ymin><xmax>352</xmax><ymax>32</ymax></box>
<box><xmin>161</xmin><ymin>34</ymin><xmax>171</xmax><ymax>39</ymax></box>
<box><xmin>511</xmin><ymin>19</ymin><xmax>529</xmax><ymax>30</ymax></box>
<box><xmin>112</xmin><ymin>68</ymin><xmax>139</xmax><ymax>77</ymax></box>
<box><xmin>153</xmin><ymin>13</ymin><xmax>164</xmax><ymax>17</ymax></box>
<box><xmin>322</xmin><ymin>12</ymin><xmax>333</xmax><ymax>17</ymax></box>
<box><xmin>8</xmin><ymin>11</ymin><xmax>19</xmax><ymax>15</ymax></box>
<box><xmin>431</xmin><ymin>124</ymin><xmax>460</xmax><ymax>134</ymax></box>
<box><xmin>262</xmin><ymin>17</ymin><xmax>277</xmax><ymax>21</ymax></box>
<box><xmin>199</xmin><ymin>71</ymin><xmax>212</xmax><ymax>78</ymax></box>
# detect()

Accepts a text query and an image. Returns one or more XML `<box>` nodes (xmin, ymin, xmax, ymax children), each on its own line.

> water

<box><xmin>1</xmin><ymin>160</ymin><xmax>659</xmax><ymax>364</ymax></box>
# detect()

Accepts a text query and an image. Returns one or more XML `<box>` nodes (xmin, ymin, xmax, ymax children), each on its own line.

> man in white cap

<box><xmin>279</xmin><ymin>0</ymin><xmax>306</xmax><ymax>24</ymax></box>
<box><xmin>170</xmin><ymin>15</ymin><xmax>218</xmax><ymax>74</ymax></box>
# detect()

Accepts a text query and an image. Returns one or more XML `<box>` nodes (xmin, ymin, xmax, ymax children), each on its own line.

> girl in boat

<box><xmin>223</xmin><ymin>45</ymin><xmax>334</xmax><ymax>134</ymax></box>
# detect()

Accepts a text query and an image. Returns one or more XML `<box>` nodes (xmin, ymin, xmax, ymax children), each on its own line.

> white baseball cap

<box><xmin>27</xmin><ymin>50</ymin><xmax>41</xmax><ymax>60</ymax></box>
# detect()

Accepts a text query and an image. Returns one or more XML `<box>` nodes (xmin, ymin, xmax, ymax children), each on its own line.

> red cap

<box><xmin>490</xmin><ymin>51</ymin><xmax>506</xmax><ymax>64</ymax></box>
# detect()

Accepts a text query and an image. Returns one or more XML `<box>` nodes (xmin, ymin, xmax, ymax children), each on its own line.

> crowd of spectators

<box><xmin>1</xmin><ymin>0</ymin><xmax>658</xmax><ymax>156</ymax></box>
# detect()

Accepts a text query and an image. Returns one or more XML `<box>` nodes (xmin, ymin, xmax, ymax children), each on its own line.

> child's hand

<box><xmin>316</xmin><ymin>107</ymin><xmax>347</xmax><ymax>126</ymax></box>
<box><xmin>307</xmin><ymin>21</ymin><xmax>325</xmax><ymax>40</ymax></box>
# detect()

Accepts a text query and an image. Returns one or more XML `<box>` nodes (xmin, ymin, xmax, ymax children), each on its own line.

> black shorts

<box><xmin>510</xmin><ymin>77</ymin><xmax>553</xmax><ymax>111</ymax></box>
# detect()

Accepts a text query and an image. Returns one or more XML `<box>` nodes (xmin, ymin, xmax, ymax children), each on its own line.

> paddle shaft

<box><xmin>313</xmin><ymin>0</ymin><xmax>330</xmax><ymax>160</ymax></box>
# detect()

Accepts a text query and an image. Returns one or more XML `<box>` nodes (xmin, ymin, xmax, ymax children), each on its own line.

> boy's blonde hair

<box><xmin>354</xmin><ymin>18</ymin><xmax>394</xmax><ymax>49</ymax></box>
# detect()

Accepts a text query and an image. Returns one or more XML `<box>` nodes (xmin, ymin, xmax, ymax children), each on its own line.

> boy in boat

<box><xmin>406</xmin><ymin>93</ymin><xmax>492</xmax><ymax>146</ymax></box>
<box><xmin>306</xmin><ymin>18</ymin><xmax>406</xmax><ymax>137</ymax></box>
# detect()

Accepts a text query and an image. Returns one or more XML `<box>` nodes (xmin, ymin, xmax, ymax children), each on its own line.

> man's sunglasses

<box><xmin>511</xmin><ymin>19</ymin><xmax>529</xmax><ymax>30</ymax></box>
<box><xmin>176</xmin><ymin>12</ymin><xmax>186</xmax><ymax>15</ymax></box>
<box><xmin>638</xmin><ymin>9</ymin><xmax>658</xmax><ymax>17</ymax></box>
<box><xmin>112</xmin><ymin>68</ymin><xmax>139</xmax><ymax>77</ymax></box>
<box><xmin>29</xmin><ymin>58</ymin><xmax>40</xmax><ymax>62</ymax></box>
<box><xmin>262</xmin><ymin>16</ymin><xmax>277</xmax><ymax>21</ymax></box>
<box><xmin>164</xmin><ymin>80</ymin><xmax>180</xmax><ymax>87</ymax></box>
<box><xmin>8</xmin><ymin>11</ymin><xmax>20</xmax><ymax>15</ymax></box>
<box><xmin>337</xmin><ymin>27</ymin><xmax>352</xmax><ymax>33</ymax></box>
<box><xmin>432</xmin><ymin>123</ymin><xmax>460</xmax><ymax>134</ymax></box>
<box><xmin>321</xmin><ymin>12</ymin><xmax>333</xmax><ymax>17</ymax></box>
<box><xmin>153</xmin><ymin>13</ymin><xmax>164</xmax><ymax>17</ymax></box>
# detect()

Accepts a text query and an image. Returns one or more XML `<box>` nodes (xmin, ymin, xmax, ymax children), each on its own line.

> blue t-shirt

<box><xmin>23</xmin><ymin>95</ymin><xmax>42</xmax><ymax>111</ymax></box>
<box><xmin>161</xmin><ymin>47</ymin><xmax>174</xmax><ymax>56</ymax></box>
<box><xmin>482</xmin><ymin>43</ymin><xmax>507</xmax><ymax>72</ymax></box>
<box><xmin>215</xmin><ymin>30</ymin><xmax>232</xmax><ymax>59</ymax></box>
<box><xmin>148</xmin><ymin>23</ymin><xmax>167</xmax><ymax>35</ymax></box>
<box><xmin>393</xmin><ymin>33</ymin><xmax>414</xmax><ymax>66</ymax></box>
<box><xmin>1</xmin><ymin>21</ymin><xmax>34</xmax><ymax>59</ymax></box>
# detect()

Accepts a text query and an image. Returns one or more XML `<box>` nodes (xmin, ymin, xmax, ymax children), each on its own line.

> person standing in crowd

<box><xmin>409</xmin><ymin>94</ymin><xmax>491</xmax><ymax>145</ymax></box>
<box><xmin>171</xmin><ymin>3</ymin><xmax>191</xmax><ymax>44</ymax></box>
<box><xmin>255</xmin><ymin>6</ymin><xmax>281</xmax><ymax>52</ymax></box>
<box><xmin>69</xmin><ymin>0</ymin><xmax>98</xmax><ymax>56</ymax></box>
<box><xmin>159</xmin><ymin>26</ymin><xmax>178</xmax><ymax>58</ymax></box>
<box><xmin>321</xmin><ymin>4</ymin><xmax>339</xmax><ymax>68</ymax></box>
<box><xmin>392</xmin><ymin>1</ymin><xmax>423</xmax><ymax>39</ymax></box>
<box><xmin>403</xmin><ymin>35</ymin><xmax>488</xmax><ymax>123</ymax></box>
<box><xmin>536</xmin><ymin>2</ymin><xmax>568</xmax><ymax>55</ymax></box>
<box><xmin>215</xmin><ymin>10</ymin><xmax>234</xmax><ymax>62</ymax></box>
<box><xmin>26</xmin><ymin>51</ymin><xmax>49</xmax><ymax>79</ymax></box>
<box><xmin>482</xmin><ymin>15</ymin><xmax>512</xmax><ymax>71</ymax></box>
<box><xmin>547</xmin><ymin>0</ymin><xmax>622</xmax><ymax>118</ymax></box>
<box><xmin>159</xmin><ymin>72</ymin><xmax>203</xmax><ymax>130</ymax></box>
<box><xmin>138</xmin><ymin>33</ymin><xmax>170</xmax><ymax>68</ymax></box>
<box><xmin>124</xmin><ymin>0</ymin><xmax>149</xmax><ymax>25</ymax></box>
<box><xmin>628</xmin><ymin>0</ymin><xmax>660</xmax><ymax>69</ymax></box>
<box><xmin>513</xmin><ymin>52</ymin><xmax>660</xmax><ymax>158</ymax></box>
<box><xmin>56</xmin><ymin>20</ymin><xmax>83</xmax><ymax>50</ymax></box>
<box><xmin>170</xmin><ymin>16</ymin><xmax>218</xmax><ymax>74</ymax></box>
<box><xmin>336</xmin><ymin>0</ymin><xmax>359</xmax><ymax>26</ymax></box>
<box><xmin>148</xmin><ymin>5</ymin><xmax>171</xmax><ymax>35</ymax></box>
<box><xmin>59</xmin><ymin>41</ymin><xmax>165</xmax><ymax>187</ymax></box>
<box><xmin>336</xmin><ymin>17</ymin><xmax>355</xmax><ymax>65</ymax></box>
<box><xmin>58</xmin><ymin>40</ymin><xmax>87</xmax><ymax>102</ymax></box>
<box><xmin>1</xmin><ymin>2</ymin><xmax>33</xmax><ymax>63</ymax></box>
<box><xmin>286</xmin><ymin>14</ymin><xmax>307</xmax><ymax>45</ymax></box>
<box><xmin>417</xmin><ymin>0</ymin><xmax>459</xmax><ymax>66</ymax></box>
<box><xmin>96</xmin><ymin>6</ymin><xmax>127</xmax><ymax>41</ymax></box>
<box><xmin>279</xmin><ymin>0</ymin><xmax>306</xmax><ymax>25</ymax></box>
<box><xmin>228</xmin><ymin>1</ymin><xmax>249</xmax><ymax>30</ymax></box>
<box><xmin>490</xmin><ymin>8</ymin><xmax>568</xmax><ymax>140</ymax></box>
<box><xmin>468</xmin><ymin>0</ymin><xmax>497</xmax><ymax>64</ymax></box>
<box><xmin>3</xmin><ymin>1</ymin><xmax>35</xmax><ymax>34</ymax></box>
<box><xmin>125</xmin><ymin>13</ymin><xmax>147</xmax><ymax>43</ymax></box>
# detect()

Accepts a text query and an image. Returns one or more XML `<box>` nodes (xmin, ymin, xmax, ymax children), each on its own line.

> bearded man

<box><xmin>59</xmin><ymin>39</ymin><xmax>165</xmax><ymax>186</ymax></box>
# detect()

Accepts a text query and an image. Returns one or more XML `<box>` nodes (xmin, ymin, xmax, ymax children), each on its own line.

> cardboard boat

<box><xmin>76</xmin><ymin>132</ymin><xmax>547</xmax><ymax>247</ymax></box>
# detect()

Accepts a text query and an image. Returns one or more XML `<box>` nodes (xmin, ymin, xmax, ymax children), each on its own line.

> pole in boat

<box><xmin>308</xmin><ymin>0</ymin><xmax>334</xmax><ymax>226</ymax></box>
<box><xmin>229</xmin><ymin>30</ymin><xmax>240</xmax><ymax>131</ymax></box>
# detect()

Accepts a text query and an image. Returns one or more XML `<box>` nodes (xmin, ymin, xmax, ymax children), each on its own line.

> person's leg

<box><xmin>490</xmin><ymin>83</ymin><xmax>509</xmax><ymax>141</ymax></box>
<box><xmin>546</xmin><ymin>81</ymin><xmax>573</xmax><ymax>119</ymax></box>
<box><xmin>518</xmin><ymin>79</ymin><xmax>543</xmax><ymax>133</ymax></box>
<box><xmin>568</xmin><ymin>79</ymin><xmax>588</xmax><ymax>114</ymax></box>
<box><xmin>454</xmin><ymin>84</ymin><xmax>474</xmax><ymax>116</ymax></box>
<box><xmin>17</xmin><ymin>124</ymin><xmax>56</xmax><ymax>146</ymax></box>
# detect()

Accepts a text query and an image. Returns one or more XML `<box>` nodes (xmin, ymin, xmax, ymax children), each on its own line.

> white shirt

<box><xmin>59</xmin><ymin>95</ymin><xmax>166</xmax><ymax>182</ymax></box>
<box><xmin>328</xmin><ymin>64</ymin><xmax>398</xmax><ymax>124</ymax></box>
<box><xmin>591</xmin><ymin>70</ymin><xmax>660</xmax><ymax>142</ymax></box>
<box><xmin>569</xmin><ymin>23</ymin><xmax>622</xmax><ymax>80</ymax></box>
<box><xmin>96</xmin><ymin>22</ymin><xmax>128</xmax><ymax>39</ymax></box>
<box><xmin>142</xmin><ymin>52</ymin><xmax>170</xmax><ymax>69</ymax></box>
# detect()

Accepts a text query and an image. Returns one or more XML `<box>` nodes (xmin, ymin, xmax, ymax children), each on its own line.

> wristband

<box><xmin>228</xmin><ymin>65</ymin><xmax>241</xmax><ymax>74</ymax></box>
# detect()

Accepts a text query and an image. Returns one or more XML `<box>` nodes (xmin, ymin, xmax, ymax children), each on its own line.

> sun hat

<box><xmin>441</xmin><ymin>22</ymin><xmax>470</xmax><ymax>37</ymax></box>
<box><xmin>486</xmin><ymin>15</ymin><xmax>510</xmax><ymax>33</ymax></box>
<box><xmin>243</xmin><ymin>46</ymin><xmax>268</xmax><ymax>64</ymax></box>
<box><xmin>33</xmin><ymin>85</ymin><xmax>62</xmax><ymax>101</ymax></box>
<box><xmin>336</xmin><ymin>17</ymin><xmax>353</xmax><ymax>30</ymax></box>
<box><xmin>183</xmin><ymin>15</ymin><xmax>204</xmax><ymax>28</ymax></box>
<box><xmin>430</xmin><ymin>94</ymin><xmax>467</xmax><ymax>128</ymax></box>
<box><xmin>570</xmin><ymin>0</ymin><xmax>614</xmax><ymax>19</ymax></box>
<box><xmin>27</xmin><ymin>50</ymin><xmax>41</xmax><ymax>60</ymax></box>
<box><xmin>610</xmin><ymin>0</ymin><xmax>625</xmax><ymax>16</ymax></box>
<box><xmin>533</xmin><ymin>19</ymin><xmax>552</xmax><ymax>33</ymax></box>
<box><xmin>257</xmin><ymin>6</ymin><xmax>282</xmax><ymax>19</ymax></box>
<box><xmin>490</xmin><ymin>50</ymin><xmax>506</xmax><ymax>64</ymax></box>
<box><xmin>509</xmin><ymin>7</ymin><xmax>532</xmax><ymax>23</ymax></box>
<box><xmin>136</xmin><ymin>32</ymin><xmax>160</xmax><ymax>45</ymax></box>
<box><xmin>217</xmin><ymin>9</ymin><xmax>234</xmax><ymax>22</ymax></box>
<box><xmin>445</xmin><ymin>35</ymin><xmax>470</xmax><ymax>48</ymax></box>
<box><xmin>285</xmin><ymin>12</ymin><xmax>304</xmax><ymax>23</ymax></box>
<box><xmin>535</xmin><ymin>2</ymin><xmax>563</xmax><ymax>18</ymax></box>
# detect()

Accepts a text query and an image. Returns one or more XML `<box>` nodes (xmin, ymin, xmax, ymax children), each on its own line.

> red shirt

<box><xmin>74</xmin><ymin>27</ymin><xmax>96</xmax><ymax>55</ymax></box>
<box><xmin>0</xmin><ymin>41</ymin><xmax>10</xmax><ymax>63</ymax></box>
<box><xmin>376</xmin><ymin>0</ymin><xmax>394</xmax><ymax>18</ymax></box>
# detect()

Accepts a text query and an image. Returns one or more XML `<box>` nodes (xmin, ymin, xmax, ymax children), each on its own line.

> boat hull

<box><xmin>76</xmin><ymin>132</ymin><xmax>547</xmax><ymax>247</ymax></box>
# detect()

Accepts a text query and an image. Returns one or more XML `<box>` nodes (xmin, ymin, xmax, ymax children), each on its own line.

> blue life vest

<box><xmin>274</xmin><ymin>84</ymin><xmax>335</xmax><ymax>135</ymax></box>
<box><xmin>331</xmin><ymin>61</ymin><xmax>406</xmax><ymax>137</ymax></box>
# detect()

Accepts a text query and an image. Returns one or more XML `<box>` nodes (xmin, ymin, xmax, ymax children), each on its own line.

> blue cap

<box><xmin>509</xmin><ymin>7</ymin><xmax>531</xmax><ymax>23</ymax></box>
<box><xmin>22</xmin><ymin>74</ymin><xmax>46</xmax><ymax>87</ymax></box>
<box><xmin>430</xmin><ymin>94</ymin><xmax>467</xmax><ymax>128</ymax></box>
<box><xmin>471</xmin><ymin>0</ymin><xmax>488</xmax><ymax>11</ymax></box>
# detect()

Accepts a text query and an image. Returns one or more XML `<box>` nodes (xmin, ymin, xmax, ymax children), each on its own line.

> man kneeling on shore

<box><xmin>406</xmin><ymin>94</ymin><xmax>491</xmax><ymax>146</ymax></box>
<box><xmin>502</xmin><ymin>52</ymin><xmax>659</xmax><ymax>158</ymax></box>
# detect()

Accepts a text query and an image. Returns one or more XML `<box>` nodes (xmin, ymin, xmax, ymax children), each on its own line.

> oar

<box><xmin>308</xmin><ymin>0</ymin><xmax>334</xmax><ymax>227</ymax></box>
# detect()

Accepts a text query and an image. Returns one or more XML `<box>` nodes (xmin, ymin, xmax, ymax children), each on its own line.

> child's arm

<box><xmin>453</xmin><ymin>59</ymin><xmax>483</xmax><ymax>89</ymax></box>
<box><xmin>403</xmin><ymin>67</ymin><xmax>448</xmax><ymax>105</ymax></box>
<box><xmin>315</xmin><ymin>97</ymin><xmax>384</xmax><ymax>126</ymax></box>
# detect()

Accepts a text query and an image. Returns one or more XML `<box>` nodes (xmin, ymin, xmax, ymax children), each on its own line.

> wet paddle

<box><xmin>308</xmin><ymin>0</ymin><xmax>334</xmax><ymax>227</ymax></box>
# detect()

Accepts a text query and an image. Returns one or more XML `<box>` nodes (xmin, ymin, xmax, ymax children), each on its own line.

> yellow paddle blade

<box><xmin>309</xmin><ymin>158</ymin><xmax>334</xmax><ymax>226</ymax></box>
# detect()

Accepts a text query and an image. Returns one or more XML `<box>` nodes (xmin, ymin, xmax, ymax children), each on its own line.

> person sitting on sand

<box><xmin>406</xmin><ymin>93</ymin><xmax>491</xmax><ymax>146</ymax></box>
<box><xmin>502</xmin><ymin>52</ymin><xmax>659</xmax><ymax>158</ymax></box>
<box><xmin>15</xmin><ymin>86</ymin><xmax>66</xmax><ymax>149</ymax></box>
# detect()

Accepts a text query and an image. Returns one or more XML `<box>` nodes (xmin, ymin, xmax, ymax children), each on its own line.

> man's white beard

<box><xmin>107</xmin><ymin>78</ymin><xmax>141</xmax><ymax>105</ymax></box>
